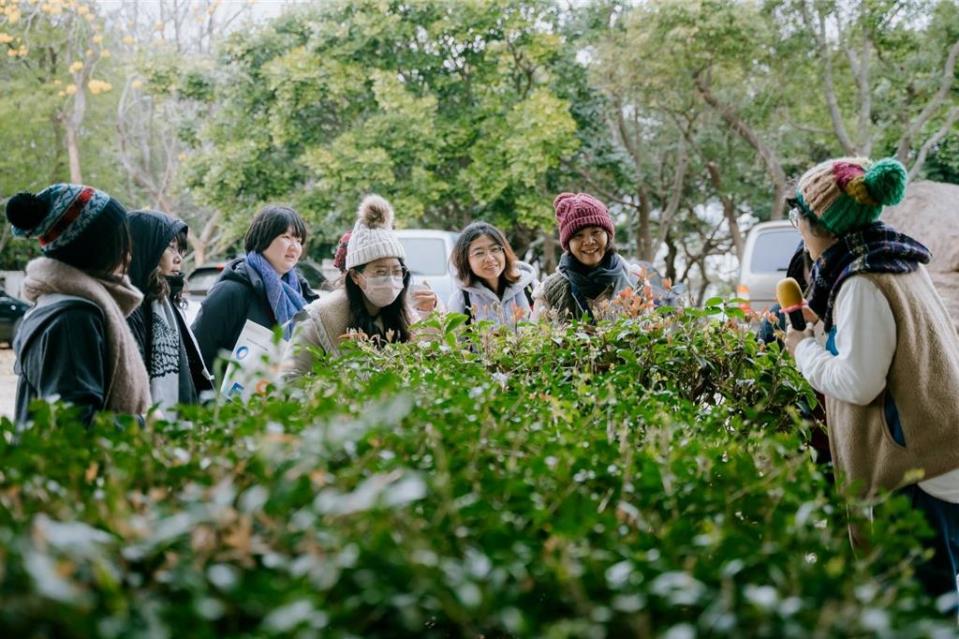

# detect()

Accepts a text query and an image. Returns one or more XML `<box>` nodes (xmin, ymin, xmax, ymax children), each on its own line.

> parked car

<box><xmin>393</xmin><ymin>229</ymin><xmax>460</xmax><ymax>307</ymax></box>
<box><xmin>0</xmin><ymin>292</ymin><xmax>29</xmax><ymax>346</ymax></box>
<box><xmin>183</xmin><ymin>262</ymin><xmax>228</xmax><ymax>325</ymax></box>
<box><xmin>737</xmin><ymin>220</ymin><xmax>802</xmax><ymax>313</ymax></box>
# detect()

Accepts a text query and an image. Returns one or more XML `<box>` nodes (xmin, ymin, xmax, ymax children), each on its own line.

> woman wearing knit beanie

<box><xmin>127</xmin><ymin>211</ymin><xmax>213</xmax><ymax>409</ymax></box>
<box><xmin>6</xmin><ymin>184</ymin><xmax>151</xmax><ymax>424</ymax></box>
<box><xmin>783</xmin><ymin>157</ymin><xmax>959</xmax><ymax>604</ymax></box>
<box><xmin>531</xmin><ymin>192</ymin><xmax>636</xmax><ymax>322</ymax></box>
<box><xmin>284</xmin><ymin>195</ymin><xmax>423</xmax><ymax>375</ymax></box>
<box><xmin>191</xmin><ymin>205</ymin><xmax>318</xmax><ymax>371</ymax></box>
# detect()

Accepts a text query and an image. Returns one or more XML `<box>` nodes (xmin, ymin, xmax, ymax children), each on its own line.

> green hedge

<box><xmin>0</xmin><ymin>302</ymin><xmax>950</xmax><ymax>637</ymax></box>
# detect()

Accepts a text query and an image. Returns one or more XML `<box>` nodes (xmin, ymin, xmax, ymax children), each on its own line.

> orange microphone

<box><xmin>776</xmin><ymin>277</ymin><xmax>806</xmax><ymax>331</ymax></box>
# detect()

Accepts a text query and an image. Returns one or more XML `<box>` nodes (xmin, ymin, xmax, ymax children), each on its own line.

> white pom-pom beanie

<box><xmin>345</xmin><ymin>194</ymin><xmax>407</xmax><ymax>270</ymax></box>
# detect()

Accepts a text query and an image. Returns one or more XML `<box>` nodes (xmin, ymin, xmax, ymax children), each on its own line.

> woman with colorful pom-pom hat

<box><xmin>784</xmin><ymin>157</ymin><xmax>959</xmax><ymax>603</ymax></box>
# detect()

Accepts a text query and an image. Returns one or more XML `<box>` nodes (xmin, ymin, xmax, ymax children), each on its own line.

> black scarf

<box><xmin>807</xmin><ymin>222</ymin><xmax>931</xmax><ymax>331</ymax></box>
<box><xmin>559</xmin><ymin>251</ymin><xmax>636</xmax><ymax>319</ymax></box>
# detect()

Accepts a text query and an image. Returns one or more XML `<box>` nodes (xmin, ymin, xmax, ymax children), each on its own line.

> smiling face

<box><xmin>157</xmin><ymin>237</ymin><xmax>182</xmax><ymax>277</ymax></box>
<box><xmin>466</xmin><ymin>234</ymin><xmax>506</xmax><ymax>290</ymax></box>
<box><xmin>568</xmin><ymin>226</ymin><xmax>608</xmax><ymax>268</ymax></box>
<box><xmin>261</xmin><ymin>226</ymin><xmax>303</xmax><ymax>275</ymax></box>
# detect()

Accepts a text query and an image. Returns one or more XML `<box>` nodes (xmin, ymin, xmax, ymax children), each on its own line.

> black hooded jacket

<box><xmin>127</xmin><ymin>211</ymin><xmax>213</xmax><ymax>402</ymax></box>
<box><xmin>190</xmin><ymin>256</ymin><xmax>316</xmax><ymax>371</ymax></box>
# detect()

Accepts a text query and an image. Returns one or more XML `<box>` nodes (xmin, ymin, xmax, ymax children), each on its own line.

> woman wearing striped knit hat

<box><xmin>6</xmin><ymin>184</ymin><xmax>151</xmax><ymax>424</ymax></box>
<box><xmin>784</xmin><ymin>157</ymin><xmax>959</xmax><ymax>605</ymax></box>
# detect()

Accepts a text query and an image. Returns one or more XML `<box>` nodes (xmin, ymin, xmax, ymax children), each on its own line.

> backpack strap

<box><xmin>462</xmin><ymin>290</ymin><xmax>472</xmax><ymax>325</ymax></box>
<box><xmin>523</xmin><ymin>283</ymin><xmax>534</xmax><ymax>307</ymax></box>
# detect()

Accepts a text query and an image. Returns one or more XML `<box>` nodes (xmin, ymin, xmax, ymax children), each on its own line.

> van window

<box><xmin>397</xmin><ymin>238</ymin><xmax>449</xmax><ymax>275</ymax></box>
<box><xmin>749</xmin><ymin>229</ymin><xmax>802</xmax><ymax>273</ymax></box>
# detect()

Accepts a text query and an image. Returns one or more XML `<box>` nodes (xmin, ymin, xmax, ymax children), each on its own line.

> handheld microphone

<box><xmin>776</xmin><ymin>277</ymin><xmax>806</xmax><ymax>331</ymax></box>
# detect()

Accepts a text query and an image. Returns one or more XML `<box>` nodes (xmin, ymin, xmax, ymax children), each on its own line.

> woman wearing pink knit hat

<box><xmin>531</xmin><ymin>192</ymin><xmax>637</xmax><ymax>322</ymax></box>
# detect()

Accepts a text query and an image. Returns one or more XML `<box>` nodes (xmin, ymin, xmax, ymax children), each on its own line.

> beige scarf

<box><xmin>22</xmin><ymin>257</ymin><xmax>152</xmax><ymax>415</ymax></box>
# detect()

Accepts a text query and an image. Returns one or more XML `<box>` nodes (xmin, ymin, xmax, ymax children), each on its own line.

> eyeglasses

<box><xmin>788</xmin><ymin>207</ymin><xmax>801</xmax><ymax>229</ymax></box>
<box><xmin>364</xmin><ymin>267</ymin><xmax>407</xmax><ymax>278</ymax></box>
<box><xmin>469</xmin><ymin>245</ymin><xmax>505</xmax><ymax>260</ymax></box>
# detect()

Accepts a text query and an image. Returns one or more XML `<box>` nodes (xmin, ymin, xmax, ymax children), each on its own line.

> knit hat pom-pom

<box><xmin>553</xmin><ymin>192</ymin><xmax>576</xmax><ymax>214</ymax></box>
<box><xmin>6</xmin><ymin>192</ymin><xmax>47</xmax><ymax>232</ymax></box>
<box><xmin>358</xmin><ymin>194</ymin><xmax>395</xmax><ymax>230</ymax></box>
<box><xmin>864</xmin><ymin>158</ymin><xmax>908</xmax><ymax>206</ymax></box>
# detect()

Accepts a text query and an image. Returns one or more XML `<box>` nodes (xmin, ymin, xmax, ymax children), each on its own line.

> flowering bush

<box><xmin>0</xmin><ymin>300</ymin><xmax>950</xmax><ymax>637</ymax></box>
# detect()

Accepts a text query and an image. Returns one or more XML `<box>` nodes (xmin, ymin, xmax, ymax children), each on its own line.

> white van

<box><xmin>737</xmin><ymin>221</ymin><xmax>802</xmax><ymax>312</ymax></box>
<box><xmin>394</xmin><ymin>229</ymin><xmax>460</xmax><ymax>306</ymax></box>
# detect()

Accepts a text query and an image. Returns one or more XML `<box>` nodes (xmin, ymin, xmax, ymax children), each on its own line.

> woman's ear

<box><xmin>348</xmin><ymin>269</ymin><xmax>362</xmax><ymax>287</ymax></box>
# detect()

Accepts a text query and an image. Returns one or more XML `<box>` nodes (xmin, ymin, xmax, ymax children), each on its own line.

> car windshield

<box><xmin>397</xmin><ymin>238</ymin><xmax>449</xmax><ymax>275</ymax></box>
<box><xmin>187</xmin><ymin>269</ymin><xmax>223</xmax><ymax>295</ymax></box>
<box><xmin>750</xmin><ymin>229</ymin><xmax>802</xmax><ymax>273</ymax></box>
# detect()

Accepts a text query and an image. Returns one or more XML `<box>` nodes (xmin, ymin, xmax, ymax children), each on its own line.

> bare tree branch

<box><xmin>896</xmin><ymin>37</ymin><xmax>959</xmax><ymax>163</ymax></box>
<box><xmin>800</xmin><ymin>0</ymin><xmax>855</xmax><ymax>154</ymax></box>
<box><xmin>693</xmin><ymin>71</ymin><xmax>787</xmax><ymax>219</ymax></box>
<box><xmin>653</xmin><ymin>138</ymin><xmax>688</xmax><ymax>251</ymax></box>
<box><xmin>909</xmin><ymin>105</ymin><xmax>959</xmax><ymax>180</ymax></box>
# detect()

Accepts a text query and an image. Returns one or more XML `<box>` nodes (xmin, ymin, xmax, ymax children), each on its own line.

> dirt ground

<box><xmin>0</xmin><ymin>348</ymin><xmax>15</xmax><ymax>420</ymax></box>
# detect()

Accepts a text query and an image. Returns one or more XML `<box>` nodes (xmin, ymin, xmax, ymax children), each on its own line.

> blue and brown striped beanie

<box><xmin>6</xmin><ymin>183</ymin><xmax>127</xmax><ymax>254</ymax></box>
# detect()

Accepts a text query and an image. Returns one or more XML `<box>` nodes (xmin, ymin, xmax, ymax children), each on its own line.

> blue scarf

<box><xmin>806</xmin><ymin>222</ymin><xmax>931</xmax><ymax>331</ymax></box>
<box><xmin>245</xmin><ymin>251</ymin><xmax>306</xmax><ymax>339</ymax></box>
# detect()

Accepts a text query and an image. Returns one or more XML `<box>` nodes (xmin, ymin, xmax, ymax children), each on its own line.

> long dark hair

<box><xmin>144</xmin><ymin>227</ymin><xmax>189</xmax><ymax>304</ymax></box>
<box><xmin>451</xmin><ymin>222</ymin><xmax>520</xmax><ymax>292</ymax></box>
<box><xmin>344</xmin><ymin>263</ymin><xmax>413</xmax><ymax>344</ymax></box>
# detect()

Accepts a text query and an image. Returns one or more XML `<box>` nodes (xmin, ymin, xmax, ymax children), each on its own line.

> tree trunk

<box><xmin>663</xmin><ymin>229</ymin><xmax>678</xmax><ymax>283</ymax></box>
<box><xmin>636</xmin><ymin>185</ymin><xmax>653</xmax><ymax>262</ymax></box>
<box><xmin>65</xmin><ymin>122</ymin><xmax>83</xmax><ymax>183</ymax></box>
<box><xmin>896</xmin><ymin>38</ymin><xmax>959</xmax><ymax>166</ymax></box>
<box><xmin>64</xmin><ymin>67</ymin><xmax>89</xmax><ymax>183</ymax></box>
<box><xmin>801</xmin><ymin>0</ymin><xmax>856</xmax><ymax>155</ymax></box>
<box><xmin>653</xmin><ymin>141</ymin><xmax>688</xmax><ymax>251</ymax></box>
<box><xmin>705</xmin><ymin>161</ymin><xmax>744</xmax><ymax>259</ymax></box>
<box><xmin>695</xmin><ymin>257</ymin><xmax>710</xmax><ymax>308</ymax></box>
<box><xmin>694</xmin><ymin>72</ymin><xmax>787</xmax><ymax>219</ymax></box>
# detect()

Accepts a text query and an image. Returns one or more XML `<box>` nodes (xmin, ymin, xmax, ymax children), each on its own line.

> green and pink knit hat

<box><xmin>793</xmin><ymin>157</ymin><xmax>908</xmax><ymax>236</ymax></box>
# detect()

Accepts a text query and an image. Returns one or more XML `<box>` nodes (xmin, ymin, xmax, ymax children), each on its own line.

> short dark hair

<box><xmin>451</xmin><ymin>222</ymin><xmax>520</xmax><ymax>290</ymax></box>
<box><xmin>344</xmin><ymin>262</ymin><xmax>413</xmax><ymax>344</ymax></box>
<box><xmin>48</xmin><ymin>199</ymin><xmax>132</xmax><ymax>280</ymax></box>
<box><xmin>244</xmin><ymin>205</ymin><xmax>307</xmax><ymax>253</ymax></box>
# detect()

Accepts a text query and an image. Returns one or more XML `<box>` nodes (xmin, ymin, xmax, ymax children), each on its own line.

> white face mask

<box><xmin>359</xmin><ymin>275</ymin><xmax>405</xmax><ymax>308</ymax></box>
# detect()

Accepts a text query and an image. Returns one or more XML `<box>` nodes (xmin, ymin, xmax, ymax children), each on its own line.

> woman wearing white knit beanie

<box><xmin>284</xmin><ymin>195</ymin><xmax>430</xmax><ymax>374</ymax></box>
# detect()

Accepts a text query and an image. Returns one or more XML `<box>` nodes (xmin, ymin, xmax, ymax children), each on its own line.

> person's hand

<box><xmin>412</xmin><ymin>282</ymin><xmax>438</xmax><ymax>312</ymax></box>
<box><xmin>785</xmin><ymin>326</ymin><xmax>814</xmax><ymax>357</ymax></box>
<box><xmin>801</xmin><ymin>306</ymin><xmax>820</xmax><ymax>325</ymax></box>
